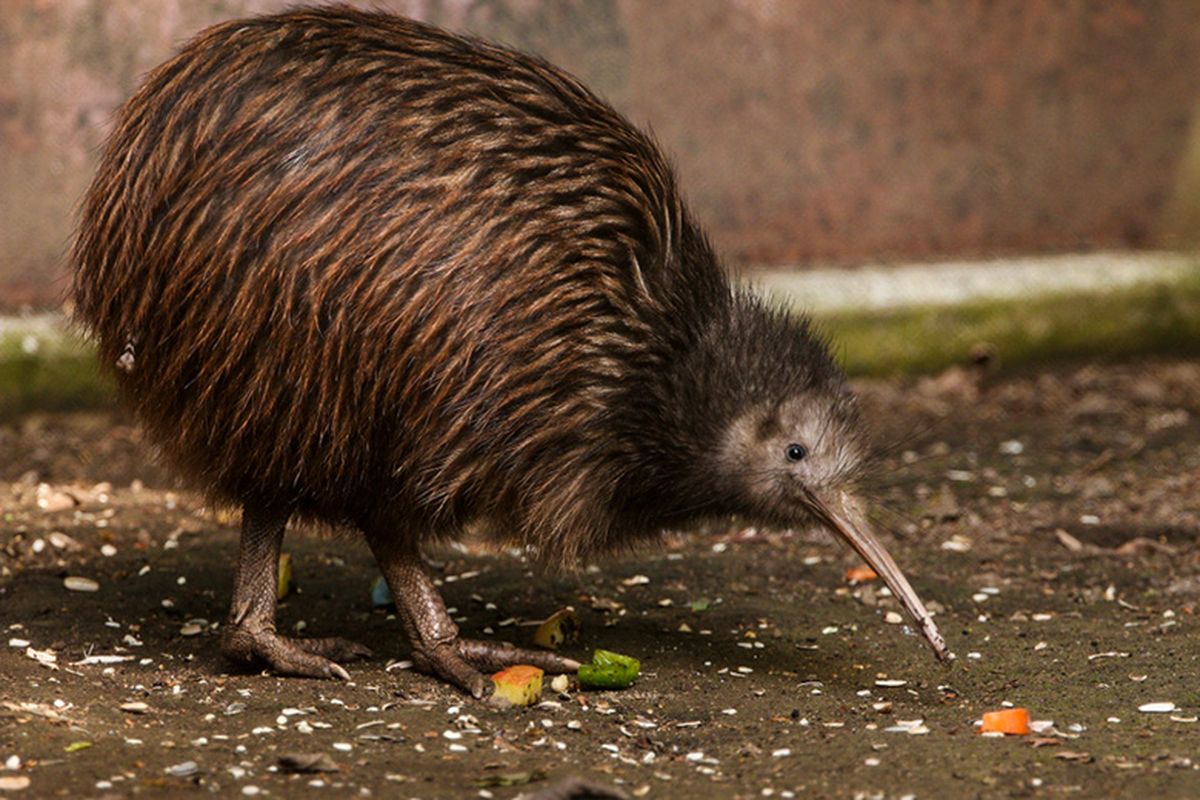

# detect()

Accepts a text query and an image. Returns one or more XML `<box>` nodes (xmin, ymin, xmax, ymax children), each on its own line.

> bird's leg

<box><xmin>368</xmin><ymin>539</ymin><xmax>580</xmax><ymax>698</ymax></box>
<box><xmin>220</xmin><ymin>504</ymin><xmax>371</xmax><ymax>679</ymax></box>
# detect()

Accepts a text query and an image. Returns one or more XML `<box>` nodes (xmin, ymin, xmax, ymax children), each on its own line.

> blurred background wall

<box><xmin>3</xmin><ymin>0</ymin><xmax>1200</xmax><ymax>311</ymax></box>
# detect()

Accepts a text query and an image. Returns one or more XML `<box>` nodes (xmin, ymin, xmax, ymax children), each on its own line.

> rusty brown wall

<box><xmin>2</xmin><ymin>0</ymin><xmax>1199</xmax><ymax>309</ymax></box>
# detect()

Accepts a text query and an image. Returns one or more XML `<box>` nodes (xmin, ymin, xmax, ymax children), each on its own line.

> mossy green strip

<box><xmin>784</xmin><ymin>268</ymin><xmax>1200</xmax><ymax>377</ymax></box>
<box><xmin>0</xmin><ymin>328</ymin><xmax>113</xmax><ymax>418</ymax></box>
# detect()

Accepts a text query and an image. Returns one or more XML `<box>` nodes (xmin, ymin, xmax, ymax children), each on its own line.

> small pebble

<box><xmin>332</xmin><ymin>742</ymin><xmax>352</xmax><ymax>752</ymax></box>
<box><xmin>100</xmin><ymin>544</ymin><xmax>118</xmax><ymax>557</ymax></box>
<box><xmin>179</xmin><ymin>624</ymin><xmax>203</xmax><ymax>637</ymax></box>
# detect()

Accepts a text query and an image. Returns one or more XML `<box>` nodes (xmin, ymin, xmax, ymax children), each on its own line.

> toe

<box><xmin>456</xmin><ymin>639</ymin><xmax>581</xmax><ymax>673</ymax></box>
<box><xmin>409</xmin><ymin>642</ymin><xmax>488</xmax><ymax>698</ymax></box>
<box><xmin>222</xmin><ymin>625</ymin><xmax>357</xmax><ymax>681</ymax></box>
<box><xmin>286</xmin><ymin>636</ymin><xmax>373</xmax><ymax>662</ymax></box>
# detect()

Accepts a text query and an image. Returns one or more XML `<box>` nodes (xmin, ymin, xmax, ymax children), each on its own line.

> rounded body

<box><xmin>74</xmin><ymin>8</ymin><xmax>727</xmax><ymax>558</ymax></box>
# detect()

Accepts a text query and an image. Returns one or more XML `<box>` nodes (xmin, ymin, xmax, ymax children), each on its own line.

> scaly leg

<box><xmin>220</xmin><ymin>504</ymin><xmax>371</xmax><ymax>679</ymax></box>
<box><xmin>369</xmin><ymin>538</ymin><xmax>580</xmax><ymax>698</ymax></box>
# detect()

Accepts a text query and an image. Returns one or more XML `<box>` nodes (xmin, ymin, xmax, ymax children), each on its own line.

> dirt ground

<box><xmin>2</xmin><ymin>357</ymin><xmax>1199</xmax><ymax>799</ymax></box>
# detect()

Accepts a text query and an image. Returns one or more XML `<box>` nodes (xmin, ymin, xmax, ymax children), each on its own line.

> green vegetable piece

<box><xmin>577</xmin><ymin>664</ymin><xmax>635</xmax><ymax>689</ymax></box>
<box><xmin>592</xmin><ymin>649</ymin><xmax>640</xmax><ymax>673</ymax></box>
<box><xmin>577</xmin><ymin>649</ymin><xmax>640</xmax><ymax>689</ymax></box>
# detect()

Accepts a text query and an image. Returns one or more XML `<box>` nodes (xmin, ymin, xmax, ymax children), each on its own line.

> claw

<box><xmin>221</xmin><ymin>625</ymin><xmax>365</xmax><ymax>681</ymax></box>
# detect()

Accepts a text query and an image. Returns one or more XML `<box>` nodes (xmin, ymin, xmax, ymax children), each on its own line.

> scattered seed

<box><xmin>63</xmin><ymin>577</ymin><xmax>99</xmax><ymax>593</ymax></box>
<box><xmin>940</xmin><ymin>536</ymin><xmax>972</xmax><ymax>552</ymax></box>
<box><xmin>1138</xmin><ymin>702</ymin><xmax>1177</xmax><ymax>714</ymax></box>
<box><xmin>1054</xmin><ymin>529</ymin><xmax>1083</xmax><ymax>552</ymax></box>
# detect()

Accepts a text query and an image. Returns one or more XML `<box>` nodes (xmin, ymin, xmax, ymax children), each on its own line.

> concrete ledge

<box><xmin>751</xmin><ymin>250</ymin><xmax>1197</xmax><ymax>313</ymax></box>
<box><xmin>750</xmin><ymin>250</ymin><xmax>1200</xmax><ymax>376</ymax></box>
<box><xmin>3</xmin><ymin>251</ymin><xmax>1198</xmax><ymax>417</ymax></box>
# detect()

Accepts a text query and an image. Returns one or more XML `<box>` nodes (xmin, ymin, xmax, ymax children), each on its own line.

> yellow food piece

<box><xmin>491</xmin><ymin>665</ymin><xmax>544</xmax><ymax>706</ymax></box>
<box><xmin>277</xmin><ymin>553</ymin><xmax>294</xmax><ymax>601</ymax></box>
<box><xmin>532</xmin><ymin>607</ymin><xmax>580</xmax><ymax>650</ymax></box>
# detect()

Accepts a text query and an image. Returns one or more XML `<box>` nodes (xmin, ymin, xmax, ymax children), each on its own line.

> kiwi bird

<box><xmin>72</xmin><ymin>7</ymin><xmax>950</xmax><ymax>698</ymax></box>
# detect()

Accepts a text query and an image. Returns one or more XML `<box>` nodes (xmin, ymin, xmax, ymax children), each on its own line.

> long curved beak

<box><xmin>808</xmin><ymin>490</ymin><xmax>953</xmax><ymax>663</ymax></box>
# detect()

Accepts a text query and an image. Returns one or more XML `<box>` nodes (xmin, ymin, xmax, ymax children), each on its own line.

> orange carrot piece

<box><xmin>845</xmin><ymin>566</ymin><xmax>879</xmax><ymax>582</ymax></box>
<box><xmin>980</xmin><ymin>708</ymin><xmax>1031</xmax><ymax>735</ymax></box>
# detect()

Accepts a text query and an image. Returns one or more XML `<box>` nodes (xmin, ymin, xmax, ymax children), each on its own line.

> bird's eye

<box><xmin>785</xmin><ymin>443</ymin><xmax>808</xmax><ymax>462</ymax></box>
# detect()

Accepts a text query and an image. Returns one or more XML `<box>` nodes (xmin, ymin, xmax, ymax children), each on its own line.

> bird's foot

<box><xmin>221</xmin><ymin>625</ymin><xmax>371</xmax><ymax>680</ymax></box>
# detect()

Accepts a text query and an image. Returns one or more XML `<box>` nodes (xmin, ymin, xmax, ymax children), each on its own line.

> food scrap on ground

<box><xmin>532</xmin><ymin>607</ymin><xmax>580</xmax><ymax>650</ymax></box>
<box><xmin>276</xmin><ymin>552</ymin><xmax>294</xmax><ymax>600</ymax></box>
<box><xmin>369</xmin><ymin>575</ymin><xmax>393</xmax><ymax>608</ymax></box>
<box><xmin>844</xmin><ymin>566</ymin><xmax>879</xmax><ymax>582</ymax></box>
<box><xmin>980</xmin><ymin>708</ymin><xmax>1032</xmax><ymax>735</ymax></box>
<box><xmin>577</xmin><ymin>649</ymin><xmax>640</xmax><ymax>690</ymax></box>
<box><xmin>491</xmin><ymin>665</ymin><xmax>544</xmax><ymax>706</ymax></box>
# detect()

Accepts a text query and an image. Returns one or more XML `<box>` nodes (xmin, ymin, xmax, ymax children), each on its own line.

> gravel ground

<box><xmin>1</xmin><ymin>358</ymin><xmax>1199</xmax><ymax>799</ymax></box>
